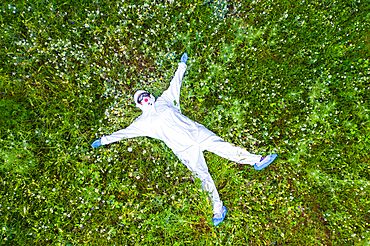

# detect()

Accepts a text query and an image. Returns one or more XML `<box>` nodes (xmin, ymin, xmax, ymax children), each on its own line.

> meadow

<box><xmin>0</xmin><ymin>0</ymin><xmax>369</xmax><ymax>245</ymax></box>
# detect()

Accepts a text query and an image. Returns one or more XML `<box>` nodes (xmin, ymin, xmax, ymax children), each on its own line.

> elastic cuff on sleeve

<box><xmin>179</xmin><ymin>62</ymin><xmax>187</xmax><ymax>69</ymax></box>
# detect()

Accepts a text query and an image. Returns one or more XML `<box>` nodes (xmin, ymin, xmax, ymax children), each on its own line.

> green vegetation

<box><xmin>1</xmin><ymin>0</ymin><xmax>369</xmax><ymax>245</ymax></box>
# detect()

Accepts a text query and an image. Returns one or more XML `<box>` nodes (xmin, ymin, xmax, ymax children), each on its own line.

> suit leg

<box><xmin>196</xmin><ymin>126</ymin><xmax>261</xmax><ymax>165</ymax></box>
<box><xmin>175</xmin><ymin>145</ymin><xmax>223</xmax><ymax>215</ymax></box>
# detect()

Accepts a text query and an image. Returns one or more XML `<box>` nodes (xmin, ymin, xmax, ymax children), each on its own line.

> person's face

<box><xmin>137</xmin><ymin>92</ymin><xmax>155</xmax><ymax>110</ymax></box>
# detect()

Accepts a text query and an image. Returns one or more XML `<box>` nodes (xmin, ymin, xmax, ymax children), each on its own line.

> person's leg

<box><xmin>196</xmin><ymin>125</ymin><xmax>262</xmax><ymax>165</ymax></box>
<box><xmin>175</xmin><ymin>145</ymin><xmax>223</xmax><ymax>215</ymax></box>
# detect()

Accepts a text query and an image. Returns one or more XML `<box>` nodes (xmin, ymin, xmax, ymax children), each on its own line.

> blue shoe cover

<box><xmin>254</xmin><ymin>153</ymin><xmax>278</xmax><ymax>170</ymax></box>
<box><xmin>213</xmin><ymin>206</ymin><xmax>227</xmax><ymax>226</ymax></box>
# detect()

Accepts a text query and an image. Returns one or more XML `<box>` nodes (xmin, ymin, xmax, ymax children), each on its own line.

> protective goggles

<box><xmin>137</xmin><ymin>92</ymin><xmax>151</xmax><ymax>104</ymax></box>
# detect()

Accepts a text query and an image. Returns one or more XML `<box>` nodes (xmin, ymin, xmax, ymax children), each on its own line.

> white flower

<box><xmin>128</xmin><ymin>147</ymin><xmax>132</xmax><ymax>152</ymax></box>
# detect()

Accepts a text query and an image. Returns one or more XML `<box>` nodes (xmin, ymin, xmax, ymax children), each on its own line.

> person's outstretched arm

<box><xmin>91</xmin><ymin>118</ymin><xmax>146</xmax><ymax>147</ymax></box>
<box><xmin>158</xmin><ymin>53</ymin><xmax>188</xmax><ymax>107</ymax></box>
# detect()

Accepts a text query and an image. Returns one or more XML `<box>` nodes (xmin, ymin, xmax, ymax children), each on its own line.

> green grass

<box><xmin>1</xmin><ymin>0</ymin><xmax>370</xmax><ymax>245</ymax></box>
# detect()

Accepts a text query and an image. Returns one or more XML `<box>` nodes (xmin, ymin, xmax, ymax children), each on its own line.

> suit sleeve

<box><xmin>100</xmin><ymin>117</ymin><xmax>146</xmax><ymax>145</ymax></box>
<box><xmin>158</xmin><ymin>62</ymin><xmax>187</xmax><ymax>106</ymax></box>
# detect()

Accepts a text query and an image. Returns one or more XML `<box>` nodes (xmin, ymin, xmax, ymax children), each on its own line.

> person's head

<box><xmin>134</xmin><ymin>90</ymin><xmax>155</xmax><ymax>111</ymax></box>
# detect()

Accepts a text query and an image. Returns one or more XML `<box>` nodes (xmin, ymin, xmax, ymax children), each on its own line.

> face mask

<box><xmin>138</xmin><ymin>94</ymin><xmax>155</xmax><ymax>111</ymax></box>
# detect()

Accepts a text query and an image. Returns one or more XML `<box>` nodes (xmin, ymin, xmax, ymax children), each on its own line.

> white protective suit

<box><xmin>101</xmin><ymin>62</ymin><xmax>262</xmax><ymax>215</ymax></box>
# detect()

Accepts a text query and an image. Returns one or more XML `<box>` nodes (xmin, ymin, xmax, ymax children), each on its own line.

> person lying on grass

<box><xmin>91</xmin><ymin>53</ymin><xmax>278</xmax><ymax>226</ymax></box>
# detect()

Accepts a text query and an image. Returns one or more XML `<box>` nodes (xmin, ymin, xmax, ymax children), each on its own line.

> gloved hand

<box><xmin>181</xmin><ymin>53</ymin><xmax>188</xmax><ymax>64</ymax></box>
<box><xmin>91</xmin><ymin>139</ymin><xmax>101</xmax><ymax>148</ymax></box>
